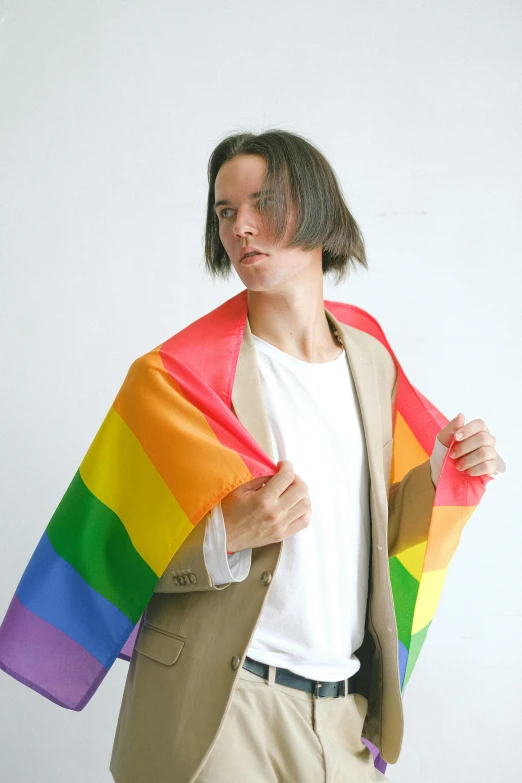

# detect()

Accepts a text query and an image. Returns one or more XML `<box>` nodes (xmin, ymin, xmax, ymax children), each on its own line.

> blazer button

<box><xmin>261</xmin><ymin>571</ymin><xmax>272</xmax><ymax>586</ymax></box>
<box><xmin>172</xmin><ymin>577</ymin><xmax>180</xmax><ymax>586</ymax></box>
<box><xmin>230</xmin><ymin>656</ymin><xmax>241</xmax><ymax>670</ymax></box>
<box><xmin>189</xmin><ymin>573</ymin><xmax>197</xmax><ymax>584</ymax></box>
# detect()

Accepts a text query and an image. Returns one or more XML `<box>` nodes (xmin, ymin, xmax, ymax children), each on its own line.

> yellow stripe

<box><xmin>397</xmin><ymin>540</ymin><xmax>427</xmax><ymax>582</ymax></box>
<box><xmin>411</xmin><ymin>566</ymin><xmax>449</xmax><ymax>634</ymax></box>
<box><xmin>79</xmin><ymin>407</ymin><xmax>194</xmax><ymax>576</ymax></box>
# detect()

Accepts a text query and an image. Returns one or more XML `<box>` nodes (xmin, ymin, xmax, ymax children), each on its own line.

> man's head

<box><xmin>204</xmin><ymin>129</ymin><xmax>367</xmax><ymax>292</ymax></box>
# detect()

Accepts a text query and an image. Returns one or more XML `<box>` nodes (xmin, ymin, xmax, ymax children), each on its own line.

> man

<box><xmin>110</xmin><ymin>130</ymin><xmax>504</xmax><ymax>783</ymax></box>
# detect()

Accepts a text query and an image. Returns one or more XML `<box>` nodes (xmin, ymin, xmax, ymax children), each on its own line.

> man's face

<box><xmin>213</xmin><ymin>154</ymin><xmax>321</xmax><ymax>292</ymax></box>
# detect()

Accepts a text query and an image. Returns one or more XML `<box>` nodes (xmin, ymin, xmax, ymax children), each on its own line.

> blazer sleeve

<box><xmin>153</xmin><ymin>508</ymin><xmax>233</xmax><ymax>593</ymax></box>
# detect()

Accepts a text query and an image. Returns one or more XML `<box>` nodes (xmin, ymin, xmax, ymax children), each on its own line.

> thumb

<box><xmin>437</xmin><ymin>412</ymin><xmax>465</xmax><ymax>448</ymax></box>
<box><xmin>241</xmin><ymin>474</ymin><xmax>272</xmax><ymax>493</ymax></box>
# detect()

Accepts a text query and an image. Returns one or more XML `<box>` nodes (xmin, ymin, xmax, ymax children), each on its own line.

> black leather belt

<box><xmin>242</xmin><ymin>656</ymin><xmax>358</xmax><ymax>698</ymax></box>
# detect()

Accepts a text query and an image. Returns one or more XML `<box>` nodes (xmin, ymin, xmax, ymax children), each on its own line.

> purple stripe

<box><xmin>373</xmin><ymin>752</ymin><xmax>388</xmax><ymax>775</ymax></box>
<box><xmin>361</xmin><ymin>739</ymin><xmax>388</xmax><ymax>775</ymax></box>
<box><xmin>0</xmin><ymin>594</ymin><xmax>108</xmax><ymax>710</ymax></box>
<box><xmin>118</xmin><ymin>618</ymin><xmax>142</xmax><ymax>661</ymax></box>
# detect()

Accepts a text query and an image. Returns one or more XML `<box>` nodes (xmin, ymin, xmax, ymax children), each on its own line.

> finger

<box><xmin>436</xmin><ymin>413</ymin><xmax>465</xmax><ymax>448</ymax></box>
<box><xmin>287</xmin><ymin>494</ymin><xmax>311</xmax><ymax>519</ymax></box>
<box><xmin>277</xmin><ymin>477</ymin><xmax>309</xmax><ymax>512</ymax></box>
<box><xmin>454</xmin><ymin>446</ymin><xmax>497</xmax><ymax>471</ymax></box>
<box><xmin>461</xmin><ymin>458</ymin><xmax>499</xmax><ymax>476</ymax></box>
<box><xmin>260</xmin><ymin>460</ymin><xmax>296</xmax><ymax>500</ymax></box>
<box><xmin>286</xmin><ymin>515</ymin><xmax>311</xmax><ymax>538</ymax></box>
<box><xmin>237</xmin><ymin>474</ymin><xmax>274</xmax><ymax>493</ymax></box>
<box><xmin>449</xmin><ymin>431</ymin><xmax>496</xmax><ymax>458</ymax></box>
<box><xmin>454</xmin><ymin>418</ymin><xmax>488</xmax><ymax>443</ymax></box>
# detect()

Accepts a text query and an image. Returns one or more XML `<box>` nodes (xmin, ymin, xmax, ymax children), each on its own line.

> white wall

<box><xmin>1</xmin><ymin>1</ymin><xmax>520</xmax><ymax>780</ymax></box>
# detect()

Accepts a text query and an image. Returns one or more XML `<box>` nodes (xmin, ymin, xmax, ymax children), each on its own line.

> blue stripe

<box><xmin>398</xmin><ymin>639</ymin><xmax>408</xmax><ymax>689</ymax></box>
<box><xmin>15</xmin><ymin>531</ymin><xmax>134</xmax><ymax>667</ymax></box>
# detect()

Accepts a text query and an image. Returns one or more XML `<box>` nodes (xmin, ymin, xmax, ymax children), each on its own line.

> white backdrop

<box><xmin>1</xmin><ymin>1</ymin><xmax>520</xmax><ymax>781</ymax></box>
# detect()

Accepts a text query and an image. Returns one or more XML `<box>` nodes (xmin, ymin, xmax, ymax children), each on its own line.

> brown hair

<box><xmin>204</xmin><ymin>128</ymin><xmax>368</xmax><ymax>284</ymax></box>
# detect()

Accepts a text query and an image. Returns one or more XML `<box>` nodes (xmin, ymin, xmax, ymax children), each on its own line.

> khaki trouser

<box><xmin>195</xmin><ymin>664</ymin><xmax>391</xmax><ymax>782</ymax></box>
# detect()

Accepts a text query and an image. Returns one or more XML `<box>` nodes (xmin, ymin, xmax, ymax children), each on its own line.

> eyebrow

<box><xmin>213</xmin><ymin>190</ymin><xmax>274</xmax><ymax>212</ymax></box>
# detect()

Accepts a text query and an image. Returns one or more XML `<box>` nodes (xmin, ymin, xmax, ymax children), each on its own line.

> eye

<box><xmin>218</xmin><ymin>199</ymin><xmax>276</xmax><ymax>219</ymax></box>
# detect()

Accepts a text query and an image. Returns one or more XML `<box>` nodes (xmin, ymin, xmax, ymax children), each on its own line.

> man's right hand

<box><xmin>221</xmin><ymin>460</ymin><xmax>311</xmax><ymax>553</ymax></box>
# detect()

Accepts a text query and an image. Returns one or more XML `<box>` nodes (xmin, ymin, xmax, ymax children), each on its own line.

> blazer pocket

<box><xmin>135</xmin><ymin>622</ymin><xmax>186</xmax><ymax>666</ymax></box>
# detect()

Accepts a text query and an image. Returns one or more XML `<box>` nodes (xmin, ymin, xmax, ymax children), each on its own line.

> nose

<box><xmin>232</xmin><ymin>205</ymin><xmax>259</xmax><ymax>240</ymax></box>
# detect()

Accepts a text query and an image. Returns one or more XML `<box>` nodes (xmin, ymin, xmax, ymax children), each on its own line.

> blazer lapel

<box><xmin>325</xmin><ymin>308</ymin><xmax>390</xmax><ymax>536</ymax></box>
<box><xmin>231</xmin><ymin>314</ymin><xmax>276</xmax><ymax>463</ymax></box>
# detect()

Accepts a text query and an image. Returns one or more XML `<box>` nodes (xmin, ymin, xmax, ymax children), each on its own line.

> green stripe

<box><xmin>47</xmin><ymin>470</ymin><xmax>158</xmax><ymax>622</ymax></box>
<box><xmin>389</xmin><ymin>556</ymin><xmax>420</xmax><ymax>651</ymax></box>
<box><xmin>403</xmin><ymin>621</ymin><xmax>431</xmax><ymax>690</ymax></box>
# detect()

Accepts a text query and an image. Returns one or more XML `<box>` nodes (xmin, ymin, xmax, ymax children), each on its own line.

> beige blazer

<box><xmin>110</xmin><ymin>307</ymin><xmax>437</xmax><ymax>783</ymax></box>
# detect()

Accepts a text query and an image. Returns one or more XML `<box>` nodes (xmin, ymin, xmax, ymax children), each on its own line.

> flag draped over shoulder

<box><xmin>0</xmin><ymin>289</ymin><xmax>491</xmax><ymax>719</ymax></box>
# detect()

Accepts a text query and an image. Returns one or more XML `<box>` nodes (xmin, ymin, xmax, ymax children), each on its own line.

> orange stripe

<box><xmin>423</xmin><ymin>505</ymin><xmax>476</xmax><ymax>572</ymax></box>
<box><xmin>113</xmin><ymin>350</ymin><xmax>253</xmax><ymax>523</ymax></box>
<box><xmin>391</xmin><ymin>411</ymin><xmax>429</xmax><ymax>483</ymax></box>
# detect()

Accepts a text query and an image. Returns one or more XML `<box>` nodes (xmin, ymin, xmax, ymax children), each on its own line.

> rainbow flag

<box><xmin>0</xmin><ymin>289</ymin><xmax>492</xmax><ymax>759</ymax></box>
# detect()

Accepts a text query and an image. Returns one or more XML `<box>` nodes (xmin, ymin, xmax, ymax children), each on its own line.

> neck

<box><xmin>246</xmin><ymin>288</ymin><xmax>342</xmax><ymax>364</ymax></box>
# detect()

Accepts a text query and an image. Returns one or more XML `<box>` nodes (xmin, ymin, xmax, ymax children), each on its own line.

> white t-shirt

<box><xmin>203</xmin><ymin>332</ymin><xmax>500</xmax><ymax>682</ymax></box>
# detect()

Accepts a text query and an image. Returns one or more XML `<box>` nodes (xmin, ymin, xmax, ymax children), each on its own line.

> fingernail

<box><xmin>455</xmin><ymin>432</ymin><xmax>464</xmax><ymax>440</ymax></box>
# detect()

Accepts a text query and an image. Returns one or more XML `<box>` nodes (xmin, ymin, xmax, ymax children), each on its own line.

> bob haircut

<box><xmin>204</xmin><ymin>128</ymin><xmax>368</xmax><ymax>285</ymax></box>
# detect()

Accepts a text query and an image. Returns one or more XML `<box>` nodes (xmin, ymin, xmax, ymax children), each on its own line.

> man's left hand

<box><xmin>436</xmin><ymin>412</ymin><xmax>507</xmax><ymax>476</ymax></box>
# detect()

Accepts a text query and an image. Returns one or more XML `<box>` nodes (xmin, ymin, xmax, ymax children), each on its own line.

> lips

<box><xmin>240</xmin><ymin>252</ymin><xmax>267</xmax><ymax>265</ymax></box>
<box><xmin>240</xmin><ymin>246</ymin><xmax>266</xmax><ymax>262</ymax></box>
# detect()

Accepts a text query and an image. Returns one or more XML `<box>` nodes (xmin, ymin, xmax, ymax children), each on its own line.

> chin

<box><xmin>237</xmin><ymin>277</ymin><xmax>269</xmax><ymax>291</ymax></box>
